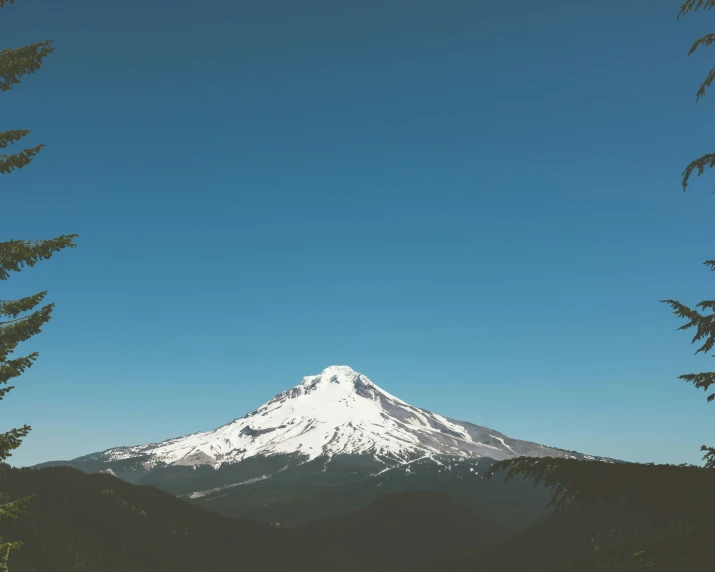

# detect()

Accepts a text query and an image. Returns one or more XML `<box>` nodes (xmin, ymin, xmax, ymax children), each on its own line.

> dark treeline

<box><xmin>0</xmin><ymin>464</ymin><xmax>366</xmax><ymax>572</ymax></box>
<box><xmin>422</xmin><ymin>496</ymin><xmax>709</xmax><ymax>571</ymax></box>
<box><xmin>2</xmin><ymin>462</ymin><xmax>712</xmax><ymax>571</ymax></box>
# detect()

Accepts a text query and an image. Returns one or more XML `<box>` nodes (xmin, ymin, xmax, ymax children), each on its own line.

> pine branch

<box><xmin>678</xmin><ymin>0</ymin><xmax>715</xmax><ymax>19</ymax></box>
<box><xmin>0</xmin><ymin>143</ymin><xmax>44</xmax><ymax>174</ymax></box>
<box><xmin>0</xmin><ymin>303</ymin><xmax>53</xmax><ymax>363</ymax></box>
<box><xmin>701</xmin><ymin>445</ymin><xmax>715</xmax><ymax>468</ymax></box>
<box><xmin>0</xmin><ymin>493</ymin><xmax>35</xmax><ymax>571</ymax></box>
<box><xmin>0</xmin><ymin>426</ymin><xmax>31</xmax><ymax>462</ymax></box>
<box><xmin>685</xmin><ymin>33</ymin><xmax>715</xmax><ymax>101</ymax></box>
<box><xmin>661</xmin><ymin>299</ymin><xmax>703</xmax><ymax>331</ymax></box>
<box><xmin>0</xmin><ymin>538</ymin><xmax>24</xmax><ymax>572</ymax></box>
<box><xmin>0</xmin><ymin>129</ymin><xmax>31</xmax><ymax>149</ymax></box>
<box><xmin>0</xmin><ymin>494</ymin><xmax>34</xmax><ymax>520</ymax></box>
<box><xmin>0</xmin><ymin>0</ymin><xmax>14</xmax><ymax>7</ymax></box>
<box><xmin>0</xmin><ymin>386</ymin><xmax>15</xmax><ymax>400</ymax></box>
<box><xmin>0</xmin><ymin>41</ymin><xmax>54</xmax><ymax>93</ymax></box>
<box><xmin>695</xmin><ymin>63</ymin><xmax>715</xmax><ymax>102</ymax></box>
<box><xmin>0</xmin><ymin>236</ymin><xmax>78</xmax><ymax>281</ymax></box>
<box><xmin>483</xmin><ymin>457</ymin><xmax>578</xmax><ymax>510</ymax></box>
<box><xmin>483</xmin><ymin>456</ymin><xmax>715</xmax><ymax>527</ymax></box>
<box><xmin>0</xmin><ymin>312</ymin><xmax>49</xmax><ymax>326</ymax></box>
<box><xmin>0</xmin><ymin>354</ymin><xmax>38</xmax><ymax>385</ymax></box>
<box><xmin>678</xmin><ymin>372</ymin><xmax>715</xmax><ymax>402</ymax></box>
<box><xmin>688</xmin><ymin>32</ymin><xmax>715</xmax><ymax>56</ymax></box>
<box><xmin>692</xmin><ymin>314</ymin><xmax>715</xmax><ymax>355</ymax></box>
<box><xmin>0</xmin><ymin>291</ymin><xmax>47</xmax><ymax>319</ymax></box>
<box><xmin>681</xmin><ymin>152</ymin><xmax>715</xmax><ymax>192</ymax></box>
<box><xmin>661</xmin><ymin>298</ymin><xmax>715</xmax><ymax>355</ymax></box>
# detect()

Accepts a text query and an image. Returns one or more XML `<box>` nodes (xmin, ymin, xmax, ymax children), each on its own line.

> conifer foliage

<box><xmin>679</xmin><ymin>0</ymin><xmax>715</xmax><ymax>191</ymax></box>
<box><xmin>661</xmin><ymin>259</ymin><xmax>715</xmax><ymax>469</ymax></box>
<box><xmin>482</xmin><ymin>2</ymin><xmax>715</xmax><ymax>567</ymax></box>
<box><xmin>0</xmin><ymin>1</ymin><xmax>77</xmax><ymax>569</ymax></box>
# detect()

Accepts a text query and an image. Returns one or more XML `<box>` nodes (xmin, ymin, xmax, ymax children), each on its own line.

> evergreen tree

<box><xmin>0</xmin><ymin>1</ymin><xmax>77</xmax><ymax>569</ymax></box>
<box><xmin>482</xmin><ymin>1</ymin><xmax>715</xmax><ymax>566</ymax></box>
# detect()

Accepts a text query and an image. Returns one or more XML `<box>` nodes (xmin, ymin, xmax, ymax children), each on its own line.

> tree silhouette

<box><xmin>483</xmin><ymin>2</ymin><xmax>715</xmax><ymax>568</ymax></box>
<box><xmin>0</xmin><ymin>1</ymin><xmax>77</xmax><ymax>569</ymax></box>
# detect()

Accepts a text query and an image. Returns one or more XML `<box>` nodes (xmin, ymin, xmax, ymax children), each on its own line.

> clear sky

<box><xmin>4</xmin><ymin>0</ymin><xmax>715</xmax><ymax>468</ymax></box>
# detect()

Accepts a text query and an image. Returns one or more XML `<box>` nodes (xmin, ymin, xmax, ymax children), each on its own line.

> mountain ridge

<box><xmin>29</xmin><ymin>366</ymin><xmax>622</xmax><ymax>527</ymax></box>
<box><xmin>35</xmin><ymin>365</ymin><xmax>615</xmax><ymax>474</ymax></box>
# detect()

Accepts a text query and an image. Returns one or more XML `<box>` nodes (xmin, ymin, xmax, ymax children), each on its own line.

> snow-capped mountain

<box><xmin>35</xmin><ymin>366</ymin><xmax>616</xmax><ymax>525</ymax></box>
<box><xmin>84</xmin><ymin>365</ymin><xmax>602</xmax><ymax>471</ymax></box>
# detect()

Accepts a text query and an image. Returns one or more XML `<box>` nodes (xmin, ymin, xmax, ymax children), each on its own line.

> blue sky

<box><xmin>4</xmin><ymin>0</ymin><xmax>715</xmax><ymax>468</ymax></box>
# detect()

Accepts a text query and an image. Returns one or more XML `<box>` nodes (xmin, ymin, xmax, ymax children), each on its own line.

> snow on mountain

<box><xmin>97</xmin><ymin>365</ymin><xmax>601</xmax><ymax>470</ymax></box>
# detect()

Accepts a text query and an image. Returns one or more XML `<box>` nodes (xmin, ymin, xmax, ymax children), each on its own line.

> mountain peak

<box><xmin>301</xmin><ymin>365</ymin><xmax>362</xmax><ymax>387</ymax></box>
<box><xmin>322</xmin><ymin>365</ymin><xmax>358</xmax><ymax>376</ymax></box>
<box><xmin>270</xmin><ymin>365</ymin><xmax>383</xmax><ymax>408</ymax></box>
<box><xmin>90</xmin><ymin>367</ymin><xmax>607</xmax><ymax>470</ymax></box>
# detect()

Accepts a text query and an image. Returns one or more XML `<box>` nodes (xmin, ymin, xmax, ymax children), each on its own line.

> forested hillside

<box><xmin>0</xmin><ymin>464</ymin><xmax>364</xmax><ymax>572</ymax></box>
<box><xmin>2</xmin><ymin>462</ymin><xmax>710</xmax><ymax>571</ymax></box>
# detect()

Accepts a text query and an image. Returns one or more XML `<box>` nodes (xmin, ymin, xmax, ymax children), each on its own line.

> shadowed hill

<box><xmin>0</xmin><ymin>463</ymin><xmax>519</xmax><ymax>571</ymax></box>
<box><xmin>0</xmin><ymin>463</ymin><xmax>364</xmax><ymax>572</ymax></box>
<box><xmin>7</xmin><ymin>461</ymin><xmax>704</xmax><ymax>572</ymax></box>
<box><xmin>33</xmin><ymin>452</ymin><xmax>559</xmax><ymax>531</ymax></box>
<box><xmin>416</xmin><ymin>495</ymin><xmax>711</xmax><ymax>572</ymax></box>
<box><xmin>294</xmin><ymin>489</ymin><xmax>515</xmax><ymax>569</ymax></box>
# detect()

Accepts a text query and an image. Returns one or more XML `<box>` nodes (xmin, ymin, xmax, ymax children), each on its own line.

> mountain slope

<box><xmin>30</xmin><ymin>366</ymin><xmax>619</xmax><ymax>528</ymax></box>
<box><xmin>35</xmin><ymin>366</ymin><xmax>613</xmax><ymax>474</ymax></box>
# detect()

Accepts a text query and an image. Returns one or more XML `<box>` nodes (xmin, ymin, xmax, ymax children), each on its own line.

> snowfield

<box><xmin>97</xmin><ymin>365</ymin><xmax>608</xmax><ymax>470</ymax></box>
